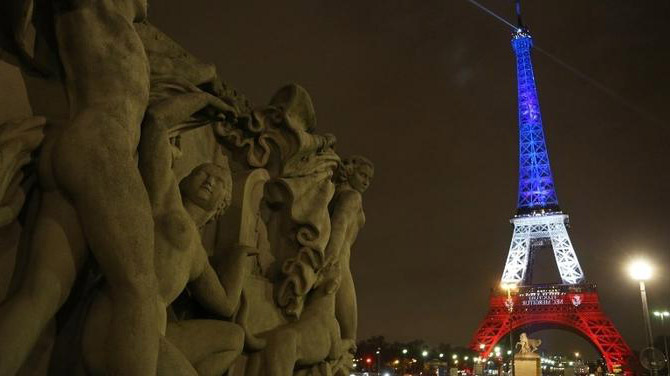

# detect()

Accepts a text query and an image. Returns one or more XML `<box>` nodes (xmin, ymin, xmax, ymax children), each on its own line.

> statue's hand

<box><xmin>342</xmin><ymin>338</ymin><xmax>357</xmax><ymax>354</ymax></box>
<box><xmin>323</xmin><ymin>133</ymin><xmax>337</xmax><ymax>149</ymax></box>
<box><xmin>147</xmin><ymin>91</ymin><xmax>239</xmax><ymax>137</ymax></box>
<box><xmin>200</xmin><ymin>93</ymin><xmax>238</xmax><ymax>123</ymax></box>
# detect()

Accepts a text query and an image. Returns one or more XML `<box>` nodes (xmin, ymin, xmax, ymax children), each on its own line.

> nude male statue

<box><xmin>326</xmin><ymin>156</ymin><xmax>374</xmax><ymax>354</ymax></box>
<box><xmin>0</xmin><ymin>0</ymin><xmax>165</xmax><ymax>374</ymax></box>
<box><xmin>82</xmin><ymin>87</ymin><xmax>249</xmax><ymax>375</ymax></box>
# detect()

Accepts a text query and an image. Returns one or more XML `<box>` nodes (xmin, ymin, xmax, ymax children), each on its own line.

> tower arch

<box><xmin>470</xmin><ymin>285</ymin><xmax>635</xmax><ymax>374</ymax></box>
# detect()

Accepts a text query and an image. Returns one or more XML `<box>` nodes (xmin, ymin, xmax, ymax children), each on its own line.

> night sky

<box><xmin>1</xmin><ymin>0</ymin><xmax>669</xmax><ymax>360</ymax></box>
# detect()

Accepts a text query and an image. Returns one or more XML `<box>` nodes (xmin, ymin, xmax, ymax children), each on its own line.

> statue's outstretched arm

<box><xmin>139</xmin><ymin>92</ymin><xmax>235</xmax><ymax>211</ymax></box>
<box><xmin>138</xmin><ymin>112</ymin><xmax>180</xmax><ymax>212</ymax></box>
<box><xmin>188</xmin><ymin>245</ymin><xmax>252</xmax><ymax>318</ymax></box>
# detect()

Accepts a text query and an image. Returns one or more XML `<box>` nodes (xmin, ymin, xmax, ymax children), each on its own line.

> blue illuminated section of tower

<box><xmin>512</xmin><ymin>28</ymin><xmax>560</xmax><ymax>216</ymax></box>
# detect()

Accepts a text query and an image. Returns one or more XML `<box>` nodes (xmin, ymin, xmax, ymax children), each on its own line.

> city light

<box><xmin>654</xmin><ymin>311</ymin><xmax>670</xmax><ymax>317</ymax></box>
<box><xmin>402</xmin><ymin>348</ymin><xmax>408</xmax><ymax>355</ymax></box>
<box><xmin>628</xmin><ymin>259</ymin><xmax>653</xmax><ymax>281</ymax></box>
<box><xmin>422</xmin><ymin>350</ymin><xmax>428</xmax><ymax>357</ymax></box>
<box><xmin>480</xmin><ymin>344</ymin><xmax>486</xmax><ymax>350</ymax></box>
<box><xmin>452</xmin><ymin>354</ymin><xmax>457</xmax><ymax>360</ymax></box>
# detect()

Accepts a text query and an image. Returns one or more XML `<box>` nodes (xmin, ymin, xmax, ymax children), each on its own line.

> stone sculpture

<box><xmin>327</xmin><ymin>156</ymin><xmax>374</xmax><ymax>373</ymax></box>
<box><xmin>516</xmin><ymin>332</ymin><xmax>542</xmax><ymax>355</ymax></box>
<box><xmin>81</xmin><ymin>81</ymin><xmax>247</xmax><ymax>375</ymax></box>
<box><xmin>0</xmin><ymin>2</ymin><xmax>372</xmax><ymax>375</ymax></box>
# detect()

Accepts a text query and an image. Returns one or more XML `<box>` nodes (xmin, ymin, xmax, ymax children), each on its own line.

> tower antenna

<box><xmin>515</xmin><ymin>0</ymin><xmax>524</xmax><ymax>29</ymax></box>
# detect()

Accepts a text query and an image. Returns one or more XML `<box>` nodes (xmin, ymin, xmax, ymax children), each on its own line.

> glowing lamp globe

<box><xmin>628</xmin><ymin>260</ymin><xmax>653</xmax><ymax>281</ymax></box>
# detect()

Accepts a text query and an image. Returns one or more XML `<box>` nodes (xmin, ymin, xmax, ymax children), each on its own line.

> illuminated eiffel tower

<box><xmin>469</xmin><ymin>3</ymin><xmax>634</xmax><ymax>374</ymax></box>
<box><xmin>499</xmin><ymin>25</ymin><xmax>584</xmax><ymax>286</ymax></box>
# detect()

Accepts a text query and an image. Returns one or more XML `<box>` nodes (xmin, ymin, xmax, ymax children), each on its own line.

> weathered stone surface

<box><xmin>0</xmin><ymin>2</ymin><xmax>372</xmax><ymax>375</ymax></box>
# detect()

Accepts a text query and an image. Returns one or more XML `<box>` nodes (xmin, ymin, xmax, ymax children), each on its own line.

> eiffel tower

<box><xmin>470</xmin><ymin>4</ymin><xmax>634</xmax><ymax>374</ymax></box>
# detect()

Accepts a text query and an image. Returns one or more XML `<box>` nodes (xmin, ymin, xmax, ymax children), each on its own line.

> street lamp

<box><xmin>628</xmin><ymin>259</ymin><xmax>658</xmax><ymax>375</ymax></box>
<box><xmin>502</xmin><ymin>282</ymin><xmax>518</xmax><ymax>376</ymax></box>
<box><xmin>376</xmin><ymin>348</ymin><xmax>381</xmax><ymax>375</ymax></box>
<box><xmin>653</xmin><ymin>310</ymin><xmax>670</xmax><ymax>368</ymax></box>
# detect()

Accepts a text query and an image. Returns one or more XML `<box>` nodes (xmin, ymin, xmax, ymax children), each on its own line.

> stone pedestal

<box><xmin>514</xmin><ymin>354</ymin><xmax>541</xmax><ymax>376</ymax></box>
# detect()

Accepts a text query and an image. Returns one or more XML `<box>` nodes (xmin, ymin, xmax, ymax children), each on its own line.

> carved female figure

<box><xmin>326</xmin><ymin>156</ymin><xmax>374</xmax><ymax>354</ymax></box>
<box><xmin>81</xmin><ymin>84</ymin><xmax>249</xmax><ymax>375</ymax></box>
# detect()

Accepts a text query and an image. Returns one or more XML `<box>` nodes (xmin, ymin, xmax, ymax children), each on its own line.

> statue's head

<box><xmin>520</xmin><ymin>333</ymin><xmax>527</xmax><ymax>340</ymax></box>
<box><xmin>179</xmin><ymin>162</ymin><xmax>232</xmax><ymax>222</ymax></box>
<box><xmin>336</xmin><ymin>156</ymin><xmax>374</xmax><ymax>193</ymax></box>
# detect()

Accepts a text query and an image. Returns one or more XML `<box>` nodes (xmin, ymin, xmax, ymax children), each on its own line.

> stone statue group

<box><xmin>516</xmin><ymin>333</ymin><xmax>542</xmax><ymax>355</ymax></box>
<box><xmin>0</xmin><ymin>1</ymin><xmax>373</xmax><ymax>375</ymax></box>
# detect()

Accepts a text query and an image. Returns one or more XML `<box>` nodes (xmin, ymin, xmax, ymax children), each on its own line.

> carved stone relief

<box><xmin>0</xmin><ymin>2</ymin><xmax>373</xmax><ymax>375</ymax></box>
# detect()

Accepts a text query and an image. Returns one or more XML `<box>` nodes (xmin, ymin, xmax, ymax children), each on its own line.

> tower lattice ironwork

<box><xmin>470</xmin><ymin>10</ymin><xmax>634</xmax><ymax>375</ymax></box>
<box><xmin>500</xmin><ymin>27</ymin><xmax>584</xmax><ymax>286</ymax></box>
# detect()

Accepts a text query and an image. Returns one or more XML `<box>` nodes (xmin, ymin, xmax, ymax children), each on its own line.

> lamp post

<box><xmin>653</xmin><ymin>311</ymin><xmax>670</xmax><ymax>369</ymax></box>
<box><xmin>480</xmin><ymin>343</ymin><xmax>487</xmax><ymax>375</ymax></box>
<box><xmin>628</xmin><ymin>259</ymin><xmax>657</xmax><ymax>376</ymax></box>
<box><xmin>376</xmin><ymin>348</ymin><xmax>381</xmax><ymax>375</ymax></box>
<box><xmin>502</xmin><ymin>283</ymin><xmax>518</xmax><ymax>376</ymax></box>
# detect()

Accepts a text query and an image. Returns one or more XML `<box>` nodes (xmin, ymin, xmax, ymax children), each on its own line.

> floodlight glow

<box><xmin>628</xmin><ymin>259</ymin><xmax>652</xmax><ymax>281</ymax></box>
<box><xmin>500</xmin><ymin>282</ymin><xmax>518</xmax><ymax>291</ymax></box>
